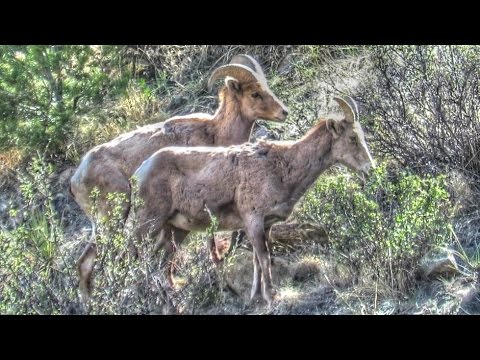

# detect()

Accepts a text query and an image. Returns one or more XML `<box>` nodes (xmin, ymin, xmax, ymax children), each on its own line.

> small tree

<box><xmin>0</xmin><ymin>45</ymin><xmax>129</xmax><ymax>154</ymax></box>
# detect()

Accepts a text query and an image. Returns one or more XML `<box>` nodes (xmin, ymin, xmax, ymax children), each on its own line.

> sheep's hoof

<box><xmin>248</xmin><ymin>295</ymin><xmax>264</xmax><ymax>308</ymax></box>
<box><xmin>264</xmin><ymin>288</ymin><xmax>278</xmax><ymax>308</ymax></box>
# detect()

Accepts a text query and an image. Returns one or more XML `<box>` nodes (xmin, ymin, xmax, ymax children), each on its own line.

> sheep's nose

<box><xmin>282</xmin><ymin>110</ymin><xmax>289</xmax><ymax>116</ymax></box>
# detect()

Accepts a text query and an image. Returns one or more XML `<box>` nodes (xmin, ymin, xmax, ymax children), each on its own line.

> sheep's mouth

<box><xmin>274</xmin><ymin>114</ymin><xmax>287</xmax><ymax>122</ymax></box>
<box><xmin>260</xmin><ymin>116</ymin><xmax>286</xmax><ymax>122</ymax></box>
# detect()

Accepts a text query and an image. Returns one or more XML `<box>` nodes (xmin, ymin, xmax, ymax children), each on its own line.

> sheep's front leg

<box><xmin>245</xmin><ymin>215</ymin><xmax>276</xmax><ymax>306</ymax></box>
<box><xmin>250</xmin><ymin>251</ymin><xmax>262</xmax><ymax>302</ymax></box>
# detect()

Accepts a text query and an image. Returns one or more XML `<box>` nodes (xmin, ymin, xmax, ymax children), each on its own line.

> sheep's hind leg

<box><xmin>155</xmin><ymin>226</ymin><xmax>190</xmax><ymax>288</ymax></box>
<box><xmin>245</xmin><ymin>218</ymin><xmax>276</xmax><ymax>307</ymax></box>
<box><xmin>249</xmin><ymin>251</ymin><xmax>263</xmax><ymax>305</ymax></box>
<box><xmin>77</xmin><ymin>231</ymin><xmax>98</xmax><ymax>306</ymax></box>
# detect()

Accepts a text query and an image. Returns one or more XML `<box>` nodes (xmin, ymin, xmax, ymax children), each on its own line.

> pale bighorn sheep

<box><xmin>72</xmin><ymin>55</ymin><xmax>288</xmax><ymax>299</ymax></box>
<box><xmin>131</xmin><ymin>96</ymin><xmax>374</xmax><ymax>306</ymax></box>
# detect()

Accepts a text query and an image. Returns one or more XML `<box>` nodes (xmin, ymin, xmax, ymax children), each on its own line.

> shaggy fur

<box><xmin>72</xmin><ymin>55</ymin><xmax>288</xmax><ymax>300</ymax></box>
<box><xmin>132</xmin><ymin>97</ymin><xmax>374</xmax><ymax>306</ymax></box>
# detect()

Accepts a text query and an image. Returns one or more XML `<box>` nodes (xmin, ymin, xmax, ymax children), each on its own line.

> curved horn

<box><xmin>208</xmin><ymin>64</ymin><xmax>260</xmax><ymax>92</ymax></box>
<box><xmin>333</xmin><ymin>96</ymin><xmax>358</xmax><ymax>123</ymax></box>
<box><xmin>230</xmin><ymin>54</ymin><xmax>266</xmax><ymax>80</ymax></box>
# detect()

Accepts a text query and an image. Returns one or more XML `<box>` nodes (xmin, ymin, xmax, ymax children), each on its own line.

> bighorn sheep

<box><xmin>131</xmin><ymin>96</ymin><xmax>374</xmax><ymax>306</ymax></box>
<box><xmin>71</xmin><ymin>54</ymin><xmax>288</xmax><ymax>299</ymax></box>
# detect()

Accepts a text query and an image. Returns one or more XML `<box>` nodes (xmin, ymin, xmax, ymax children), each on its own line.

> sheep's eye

<box><xmin>350</xmin><ymin>136</ymin><xmax>357</xmax><ymax>143</ymax></box>
<box><xmin>251</xmin><ymin>92</ymin><xmax>261</xmax><ymax>99</ymax></box>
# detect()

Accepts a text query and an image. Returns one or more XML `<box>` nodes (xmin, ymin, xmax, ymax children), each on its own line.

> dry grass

<box><xmin>65</xmin><ymin>88</ymin><xmax>169</xmax><ymax>164</ymax></box>
<box><xmin>117</xmin><ymin>82</ymin><xmax>164</xmax><ymax>124</ymax></box>
<box><xmin>126</xmin><ymin>45</ymin><xmax>302</xmax><ymax>81</ymax></box>
<box><xmin>0</xmin><ymin>149</ymin><xmax>24</xmax><ymax>174</ymax></box>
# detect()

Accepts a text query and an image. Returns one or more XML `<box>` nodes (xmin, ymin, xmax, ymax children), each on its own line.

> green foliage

<box><xmin>86</xmin><ymin>186</ymin><xmax>181</xmax><ymax>314</ymax></box>
<box><xmin>0</xmin><ymin>155</ymin><xmax>78</xmax><ymax>314</ymax></box>
<box><xmin>85</xmin><ymin>190</ymin><xmax>229</xmax><ymax>314</ymax></box>
<box><xmin>0</xmin><ymin>45</ymin><xmax>129</xmax><ymax>154</ymax></box>
<box><xmin>204</xmin><ymin>205</ymin><xmax>219</xmax><ymax>239</ymax></box>
<box><xmin>0</xmin><ymin>166</ymin><xmax>166</xmax><ymax>314</ymax></box>
<box><xmin>301</xmin><ymin>162</ymin><xmax>453</xmax><ymax>292</ymax></box>
<box><xmin>86</xmin><ymin>190</ymin><xmax>141</xmax><ymax>314</ymax></box>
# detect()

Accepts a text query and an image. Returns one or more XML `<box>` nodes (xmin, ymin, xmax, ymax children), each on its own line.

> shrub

<box><xmin>0</xmin><ymin>45</ymin><xmax>130</xmax><ymax>155</ymax></box>
<box><xmin>300</xmin><ymin>162</ymin><xmax>453</xmax><ymax>293</ymax></box>
<box><xmin>0</xmin><ymin>155</ymin><xmax>80</xmax><ymax>314</ymax></box>
<box><xmin>358</xmin><ymin>45</ymin><xmax>480</xmax><ymax>183</ymax></box>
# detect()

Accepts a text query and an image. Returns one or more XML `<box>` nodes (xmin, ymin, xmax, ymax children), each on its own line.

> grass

<box><xmin>0</xmin><ymin>149</ymin><xmax>24</xmax><ymax>174</ymax></box>
<box><xmin>65</xmin><ymin>79</ymin><xmax>171</xmax><ymax>164</ymax></box>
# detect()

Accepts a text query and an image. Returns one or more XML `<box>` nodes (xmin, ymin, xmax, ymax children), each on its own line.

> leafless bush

<box><xmin>357</xmin><ymin>46</ymin><xmax>480</xmax><ymax>186</ymax></box>
<box><xmin>124</xmin><ymin>45</ymin><xmax>294</xmax><ymax>82</ymax></box>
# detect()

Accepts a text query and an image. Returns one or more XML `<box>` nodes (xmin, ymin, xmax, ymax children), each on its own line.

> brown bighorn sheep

<box><xmin>71</xmin><ymin>54</ymin><xmax>288</xmax><ymax>299</ymax></box>
<box><xmin>131</xmin><ymin>96</ymin><xmax>374</xmax><ymax>306</ymax></box>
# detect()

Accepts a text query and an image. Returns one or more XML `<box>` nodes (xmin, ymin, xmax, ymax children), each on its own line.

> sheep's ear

<box><xmin>226</xmin><ymin>78</ymin><xmax>241</xmax><ymax>92</ymax></box>
<box><xmin>326</xmin><ymin>118</ymin><xmax>342</xmax><ymax>139</ymax></box>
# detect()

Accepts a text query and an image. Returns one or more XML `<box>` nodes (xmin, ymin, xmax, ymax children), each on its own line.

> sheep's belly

<box><xmin>169</xmin><ymin>213</ymin><xmax>207</xmax><ymax>231</ymax></box>
<box><xmin>169</xmin><ymin>211</ymin><xmax>243</xmax><ymax>232</ymax></box>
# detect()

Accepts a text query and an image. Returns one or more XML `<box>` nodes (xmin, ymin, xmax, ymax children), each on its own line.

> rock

<box><xmin>419</xmin><ymin>249</ymin><xmax>459</xmax><ymax>279</ymax></box>
<box><xmin>251</xmin><ymin>124</ymin><xmax>277</xmax><ymax>141</ymax></box>
<box><xmin>214</xmin><ymin>222</ymin><xmax>329</xmax><ymax>259</ymax></box>
<box><xmin>269</xmin><ymin>222</ymin><xmax>329</xmax><ymax>246</ymax></box>
<box><xmin>292</xmin><ymin>259</ymin><xmax>321</xmax><ymax>283</ymax></box>
<box><xmin>459</xmin><ymin>286</ymin><xmax>480</xmax><ymax>314</ymax></box>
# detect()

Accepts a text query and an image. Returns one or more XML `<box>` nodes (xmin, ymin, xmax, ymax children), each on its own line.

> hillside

<box><xmin>0</xmin><ymin>45</ymin><xmax>479</xmax><ymax>314</ymax></box>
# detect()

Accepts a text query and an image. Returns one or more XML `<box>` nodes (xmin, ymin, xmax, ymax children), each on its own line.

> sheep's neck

<box><xmin>214</xmin><ymin>92</ymin><xmax>254</xmax><ymax>146</ymax></box>
<box><xmin>282</xmin><ymin>121</ymin><xmax>334</xmax><ymax>202</ymax></box>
